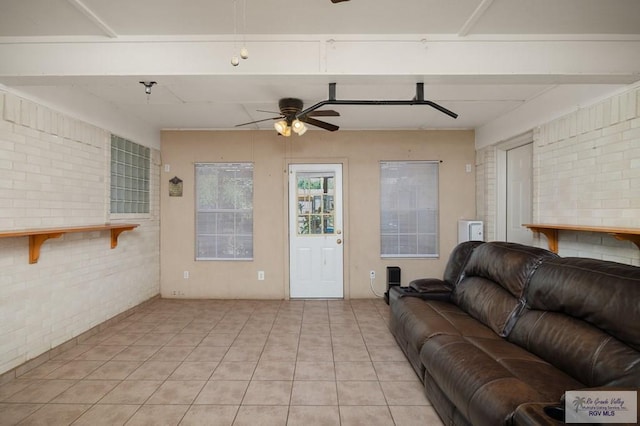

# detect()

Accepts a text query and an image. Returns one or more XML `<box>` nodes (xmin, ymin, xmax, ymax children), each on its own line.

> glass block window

<box><xmin>380</xmin><ymin>161</ymin><xmax>439</xmax><ymax>258</ymax></box>
<box><xmin>110</xmin><ymin>135</ymin><xmax>150</xmax><ymax>214</ymax></box>
<box><xmin>195</xmin><ymin>163</ymin><xmax>253</xmax><ymax>260</ymax></box>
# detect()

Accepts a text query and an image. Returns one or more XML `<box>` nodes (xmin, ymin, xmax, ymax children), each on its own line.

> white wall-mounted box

<box><xmin>458</xmin><ymin>220</ymin><xmax>483</xmax><ymax>243</ymax></box>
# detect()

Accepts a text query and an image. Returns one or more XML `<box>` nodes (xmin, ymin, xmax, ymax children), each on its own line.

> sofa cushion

<box><xmin>453</xmin><ymin>242</ymin><xmax>558</xmax><ymax>337</ymax></box>
<box><xmin>407</xmin><ymin>240</ymin><xmax>485</xmax><ymax>296</ymax></box>
<box><xmin>390</xmin><ymin>296</ymin><xmax>499</xmax><ymax>377</ymax></box>
<box><xmin>442</xmin><ymin>240</ymin><xmax>485</xmax><ymax>286</ymax></box>
<box><xmin>424</xmin><ymin>368</ymin><xmax>473</xmax><ymax>426</ymax></box>
<box><xmin>509</xmin><ymin>311</ymin><xmax>640</xmax><ymax>388</ymax></box>
<box><xmin>510</xmin><ymin>257</ymin><xmax>640</xmax><ymax>388</ymax></box>
<box><xmin>420</xmin><ymin>334</ymin><xmax>583</xmax><ymax>426</ymax></box>
<box><xmin>525</xmin><ymin>257</ymin><xmax>640</xmax><ymax>350</ymax></box>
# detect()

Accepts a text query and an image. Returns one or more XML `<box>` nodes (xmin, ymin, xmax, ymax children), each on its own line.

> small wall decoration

<box><xmin>169</xmin><ymin>176</ymin><xmax>183</xmax><ymax>197</ymax></box>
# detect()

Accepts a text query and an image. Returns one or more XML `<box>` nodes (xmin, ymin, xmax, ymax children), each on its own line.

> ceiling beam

<box><xmin>458</xmin><ymin>0</ymin><xmax>495</xmax><ymax>37</ymax></box>
<box><xmin>0</xmin><ymin>37</ymin><xmax>639</xmax><ymax>84</ymax></box>
<box><xmin>66</xmin><ymin>0</ymin><xmax>118</xmax><ymax>38</ymax></box>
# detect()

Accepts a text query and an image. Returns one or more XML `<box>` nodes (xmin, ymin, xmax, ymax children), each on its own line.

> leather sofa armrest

<box><xmin>512</xmin><ymin>402</ymin><xmax>565</xmax><ymax>426</ymax></box>
<box><xmin>408</xmin><ymin>278</ymin><xmax>453</xmax><ymax>301</ymax></box>
<box><xmin>513</xmin><ymin>388</ymin><xmax>639</xmax><ymax>426</ymax></box>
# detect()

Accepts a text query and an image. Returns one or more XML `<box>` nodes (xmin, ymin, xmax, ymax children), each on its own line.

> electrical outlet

<box><xmin>183</xmin><ymin>271</ymin><xmax>189</xmax><ymax>279</ymax></box>
<box><xmin>370</xmin><ymin>270</ymin><xmax>376</xmax><ymax>279</ymax></box>
<box><xmin>258</xmin><ymin>271</ymin><xmax>265</xmax><ymax>281</ymax></box>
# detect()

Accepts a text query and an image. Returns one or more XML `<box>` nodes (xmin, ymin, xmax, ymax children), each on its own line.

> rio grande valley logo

<box><xmin>565</xmin><ymin>391</ymin><xmax>637</xmax><ymax>424</ymax></box>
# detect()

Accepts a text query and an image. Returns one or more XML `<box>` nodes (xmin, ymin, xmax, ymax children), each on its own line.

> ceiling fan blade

<box><xmin>235</xmin><ymin>116</ymin><xmax>283</xmax><ymax>127</ymax></box>
<box><xmin>307</xmin><ymin>110</ymin><xmax>340</xmax><ymax>117</ymax></box>
<box><xmin>331</xmin><ymin>0</ymin><xmax>350</xmax><ymax>3</ymax></box>
<box><xmin>302</xmin><ymin>117</ymin><xmax>339</xmax><ymax>132</ymax></box>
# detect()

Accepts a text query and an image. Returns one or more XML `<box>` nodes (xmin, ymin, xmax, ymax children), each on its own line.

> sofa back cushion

<box><xmin>527</xmin><ymin>257</ymin><xmax>640</xmax><ymax>348</ymax></box>
<box><xmin>452</xmin><ymin>242</ymin><xmax>558</xmax><ymax>337</ymax></box>
<box><xmin>509</xmin><ymin>257</ymin><xmax>640</xmax><ymax>387</ymax></box>
<box><xmin>442</xmin><ymin>240</ymin><xmax>485</xmax><ymax>286</ymax></box>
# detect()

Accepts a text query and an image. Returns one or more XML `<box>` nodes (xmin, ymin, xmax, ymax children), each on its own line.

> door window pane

<box><xmin>296</xmin><ymin>172</ymin><xmax>335</xmax><ymax>235</ymax></box>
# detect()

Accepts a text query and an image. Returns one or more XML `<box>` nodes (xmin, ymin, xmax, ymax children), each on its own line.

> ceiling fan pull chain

<box><xmin>240</xmin><ymin>0</ymin><xmax>249</xmax><ymax>59</ymax></box>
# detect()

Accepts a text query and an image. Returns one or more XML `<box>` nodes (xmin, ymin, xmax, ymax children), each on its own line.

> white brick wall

<box><xmin>533</xmin><ymin>86</ymin><xmax>640</xmax><ymax>264</ymax></box>
<box><xmin>477</xmin><ymin>85</ymin><xmax>640</xmax><ymax>265</ymax></box>
<box><xmin>0</xmin><ymin>91</ymin><xmax>160</xmax><ymax>375</ymax></box>
<box><xmin>476</xmin><ymin>145</ymin><xmax>496</xmax><ymax>240</ymax></box>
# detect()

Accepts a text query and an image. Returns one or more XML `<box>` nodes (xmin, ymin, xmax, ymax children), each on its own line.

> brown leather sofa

<box><xmin>389</xmin><ymin>241</ymin><xmax>640</xmax><ymax>426</ymax></box>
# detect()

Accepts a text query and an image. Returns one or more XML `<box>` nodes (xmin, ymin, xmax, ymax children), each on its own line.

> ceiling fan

<box><xmin>235</xmin><ymin>83</ymin><xmax>457</xmax><ymax>136</ymax></box>
<box><xmin>236</xmin><ymin>98</ymin><xmax>340</xmax><ymax>136</ymax></box>
<box><xmin>331</xmin><ymin>0</ymin><xmax>350</xmax><ymax>2</ymax></box>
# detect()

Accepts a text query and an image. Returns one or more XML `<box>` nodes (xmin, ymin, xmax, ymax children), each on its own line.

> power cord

<box><xmin>370</xmin><ymin>275</ymin><xmax>385</xmax><ymax>298</ymax></box>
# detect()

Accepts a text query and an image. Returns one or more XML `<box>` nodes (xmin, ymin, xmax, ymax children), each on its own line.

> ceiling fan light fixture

<box><xmin>292</xmin><ymin>119</ymin><xmax>307</xmax><ymax>135</ymax></box>
<box><xmin>236</xmin><ymin>96</ymin><xmax>339</xmax><ymax>134</ymax></box>
<box><xmin>274</xmin><ymin>120</ymin><xmax>291</xmax><ymax>136</ymax></box>
<box><xmin>274</xmin><ymin>120</ymin><xmax>287</xmax><ymax>133</ymax></box>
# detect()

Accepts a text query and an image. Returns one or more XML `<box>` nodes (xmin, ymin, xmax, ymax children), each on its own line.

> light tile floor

<box><xmin>0</xmin><ymin>299</ymin><xmax>444</xmax><ymax>425</ymax></box>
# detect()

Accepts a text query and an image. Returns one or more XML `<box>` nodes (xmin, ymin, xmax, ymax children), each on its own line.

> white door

<box><xmin>506</xmin><ymin>143</ymin><xmax>533</xmax><ymax>245</ymax></box>
<box><xmin>289</xmin><ymin>164</ymin><xmax>343</xmax><ymax>298</ymax></box>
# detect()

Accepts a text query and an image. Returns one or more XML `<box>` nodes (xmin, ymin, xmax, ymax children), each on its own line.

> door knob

<box><xmin>337</xmin><ymin>239</ymin><xmax>342</xmax><ymax>244</ymax></box>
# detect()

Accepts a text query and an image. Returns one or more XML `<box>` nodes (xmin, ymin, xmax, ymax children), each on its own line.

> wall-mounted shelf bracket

<box><xmin>524</xmin><ymin>224</ymin><xmax>640</xmax><ymax>254</ymax></box>
<box><xmin>0</xmin><ymin>223</ymin><xmax>139</xmax><ymax>264</ymax></box>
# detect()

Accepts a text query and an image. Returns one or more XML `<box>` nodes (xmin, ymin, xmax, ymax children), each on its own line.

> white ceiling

<box><xmin>0</xmin><ymin>0</ymin><xmax>639</xmax><ymax>136</ymax></box>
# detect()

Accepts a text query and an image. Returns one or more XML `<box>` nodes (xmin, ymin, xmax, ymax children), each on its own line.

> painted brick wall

<box><xmin>0</xmin><ymin>91</ymin><xmax>160</xmax><ymax>375</ymax></box>
<box><xmin>477</xmin><ymin>85</ymin><xmax>640</xmax><ymax>266</ymax></box>
<box><xmin>475</xmin><ymin>145</ymin><xmax>496</xmax><ymax>242</ymax></box>
<box><xmin>533</xmin><ymin>86</ymin><xmax>640</xmax><ymax>264</ymax></box>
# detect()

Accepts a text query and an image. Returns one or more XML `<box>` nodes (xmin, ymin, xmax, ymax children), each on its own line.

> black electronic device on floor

<box><xmin>384</xmin><ymin>266</ymin><xmax>401</xmax><ymax>305</ymax></box>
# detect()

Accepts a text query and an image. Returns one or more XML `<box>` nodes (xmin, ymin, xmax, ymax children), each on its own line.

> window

<box><xmin>380</xmin><ymin>161</ymin><xmax>439</xmax><ymax>257</ymax></box>
<box><xmin>296</xmin><ymin>172</ymin><xmax>335</xmax><ymax>235</ymax></box>
<box><xmin>110</xmin><ymin>135</ymin><xmax>150</xmax><ymax>214</ymax></box>
<box><xmin>195</xmin><ymin>163</ymin><xmax>253</xmax><ymax>260</ymax></box>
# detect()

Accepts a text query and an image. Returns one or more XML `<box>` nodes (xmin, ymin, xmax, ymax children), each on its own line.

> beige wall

<box><xmin>161</xmin><ymin>129</ymin><xmax>476</xmax><ymax>299</ymax></box>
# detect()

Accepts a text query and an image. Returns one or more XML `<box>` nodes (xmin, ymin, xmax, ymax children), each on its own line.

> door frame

<box><xmin>283</xmin><ymin>159</ymin><xmax>349</xmax><ymax>299</ymax></box>
<box><xmin>496</xmin><ymin>131</ymin><xmax>534</xmax><ymax>241</ymax></box>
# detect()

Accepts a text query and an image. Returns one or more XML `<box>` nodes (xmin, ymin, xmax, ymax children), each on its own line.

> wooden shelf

<box><xmin>523</xmin><ymin>223</ymin><xmax>640</xmax><ymax>253</ymax></box>
<box><xmin>0</xmin><ymin>223</ymin><xmax>139</xmax><ymax>264</ymax></box>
